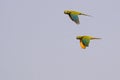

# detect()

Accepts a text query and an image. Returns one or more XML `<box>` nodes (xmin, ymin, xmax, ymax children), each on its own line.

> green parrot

<box><xmin>64</xmin><ymin>10</ymin><xmax>91</xmax><ymax>24</ymax></box>
<box><xmin>76</xmin><ymin>35</ymin><xmax>101</xmax><ymax>49</ymax></box>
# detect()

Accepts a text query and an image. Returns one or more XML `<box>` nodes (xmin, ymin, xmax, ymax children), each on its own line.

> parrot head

<box><xmin>76</xmin><ymin>36</ymin><xmax>82</xmax><ymax>40</ymax></box>
<box><xmin>64</xmin><ymin>10</ymin><xmax>71</xmax><ymax>14</ymax></box>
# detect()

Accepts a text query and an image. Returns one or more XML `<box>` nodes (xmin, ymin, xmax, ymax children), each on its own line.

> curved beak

<box><xmin>76</xmin><ymin>36</ymin><xmax>82</xmax><ymax>40</ymax></box>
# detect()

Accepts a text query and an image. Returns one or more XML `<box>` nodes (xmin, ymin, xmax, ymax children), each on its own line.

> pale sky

<box><xmin>0</xmin><ymin>0</ymin><xmax>120</xmax><ymax>80</ymax></box>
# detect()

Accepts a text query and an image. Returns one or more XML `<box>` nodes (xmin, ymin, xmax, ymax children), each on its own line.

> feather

<box><xmin>69</xmin><ymin>14</ymin><xmax>80</xmax><ymax>24</ymax></box>
<box><xmin>82</xmin><ymin>37</ymin><xmax>90</xmax><ymax>47</ymax></box>
<box><xmin>80</xmin><ymin>41</ymin><xmax>86</xmax><ymax>49</ymax></box>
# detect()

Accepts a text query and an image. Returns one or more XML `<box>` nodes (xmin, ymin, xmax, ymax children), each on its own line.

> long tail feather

<box><xmin>80</xmin><ymin>13</ymin><xmax>92</xmax><ymax>17</ymax></box>
<box><xmin>91</xmin><ymin>37</ymin><xmax>101</xmax><ymax>40</ymax></box>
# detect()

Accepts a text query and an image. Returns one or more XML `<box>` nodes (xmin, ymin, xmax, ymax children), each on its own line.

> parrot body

<box><xmin>76</xmin><ymin>35</ymin><xmax>101</xmax><ymax>49</ymax></box>
<box><xmin>64</xmin><ymin>10</ymin><xmax>91</xmax><ymax>24</ymax></box>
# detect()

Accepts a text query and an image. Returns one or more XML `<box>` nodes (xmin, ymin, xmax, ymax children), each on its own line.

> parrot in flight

<box><xmin>76</xmin><ymin>35</ymin><xmax>101</xmax><ymax>49</ymax></box>
<box><xmin>64</xmin><ymin>10</ymin><xmax>91</xmax><ymax>24</ymax></box>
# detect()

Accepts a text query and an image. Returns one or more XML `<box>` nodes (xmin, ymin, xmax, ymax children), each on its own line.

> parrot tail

<box><xmin>80</xmin><ymin>13</ymin><xmax>92</xmax><ymax>17</ymax></box>
<box><xmin>91</xmin><ymin>37</ymin><xmax>101</xmax><ymax>40</ymax></box>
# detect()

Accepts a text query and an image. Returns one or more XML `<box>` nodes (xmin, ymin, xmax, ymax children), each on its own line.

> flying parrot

<box><xmin>76</xmin><ymin>35</ymin><xmax>101</xmax><ymax>49</ymax></box>
<box><xmin>64</xmin><ymin>10</ymin><xmax>91</xmax><ymax>24</ymax></box>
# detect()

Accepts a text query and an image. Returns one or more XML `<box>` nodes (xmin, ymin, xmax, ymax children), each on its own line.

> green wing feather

<box><xmin>82</xmin><ymin>37</ymin><xmax>90</xmax><ymax>47</ymax></box>
<box><xmin>69</xmin><ymin>14</ymin><xmax>79</xmax><ymax>24</ymax></box>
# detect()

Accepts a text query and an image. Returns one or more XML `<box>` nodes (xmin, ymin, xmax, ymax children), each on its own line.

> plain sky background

<box><xmin>0</xmin><ymin>0</ymin><xmax>120</xmax><ymax>80</ymax></box>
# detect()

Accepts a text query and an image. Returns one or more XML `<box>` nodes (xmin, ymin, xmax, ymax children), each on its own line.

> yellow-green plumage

<box><xmin>76</xmin><ymin>35</ymin><xmax>101</xmax><ymax>49</ymax></box>
<box><xmin>64</xmin><ymin>10</ymin><xmax>91</xmax><ymax>24</ymax></box>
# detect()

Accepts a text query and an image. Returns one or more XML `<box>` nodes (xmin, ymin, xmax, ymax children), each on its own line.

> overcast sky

<box><xmin>0</xmin><ymin>0</ymin><xmax>120</xmax><ymax>80</ymax></box>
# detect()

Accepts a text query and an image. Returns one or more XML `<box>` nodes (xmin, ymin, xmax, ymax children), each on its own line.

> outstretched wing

<box><xmin>82</xmin><ymin>37</ymin><xmax>90</xmax><ymax>47</ymax></box>
<box><xmin>69</xmin><ymin>14</ymin><xmax>80</xmax><ymax>24</ymax></box>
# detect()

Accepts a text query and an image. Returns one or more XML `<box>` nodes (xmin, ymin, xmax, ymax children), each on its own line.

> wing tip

<box><xmin>75</xmin><ymin>20</ymin><xmax>80</xmax><ymax>24</ymax></box>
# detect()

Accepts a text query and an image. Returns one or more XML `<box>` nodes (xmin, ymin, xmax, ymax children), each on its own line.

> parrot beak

<box><xmin>64</xmin><ymin>10</ymin><xmax>69</xmax><ymax>14</ymax></box>
<box><xmin>64</xmin><ymin>11</ymin><xmax>66</xmax><ymax>14</ymax></box>
<box><xmin>76</xmin><ymin>36</ymin><xmax>82</xmax><ymax>40</ymax></box>
<box><xmin>76</xmin><ymin>37</ymin><xmax>79</xmax><ymax>40</ymax></box>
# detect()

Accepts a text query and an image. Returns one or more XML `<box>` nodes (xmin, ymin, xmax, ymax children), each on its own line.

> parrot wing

<box><xmin>82</xmin><ymin>37</ymin><xmax>90</xmax><ymax>47</ymax></box>
<box><xmin>80</xmin><ymin>40</ymin><xmax>86</xmax><ymax>49</ymax></box>
<box><xmin>69</xmin><ymin>14</ymin><xmax>80</xmax><ymax>24</ymax></box>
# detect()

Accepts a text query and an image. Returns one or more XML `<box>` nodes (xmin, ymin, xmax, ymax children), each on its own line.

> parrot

<box><xmin>64</xmin><ymin>10</ymin><xmax>91</xmax><ymax>24</ymax></box>
<box><xmin>76</xmin><ymin>35</ymin><xmax>101</xmax><ymax>49</ymax></box>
